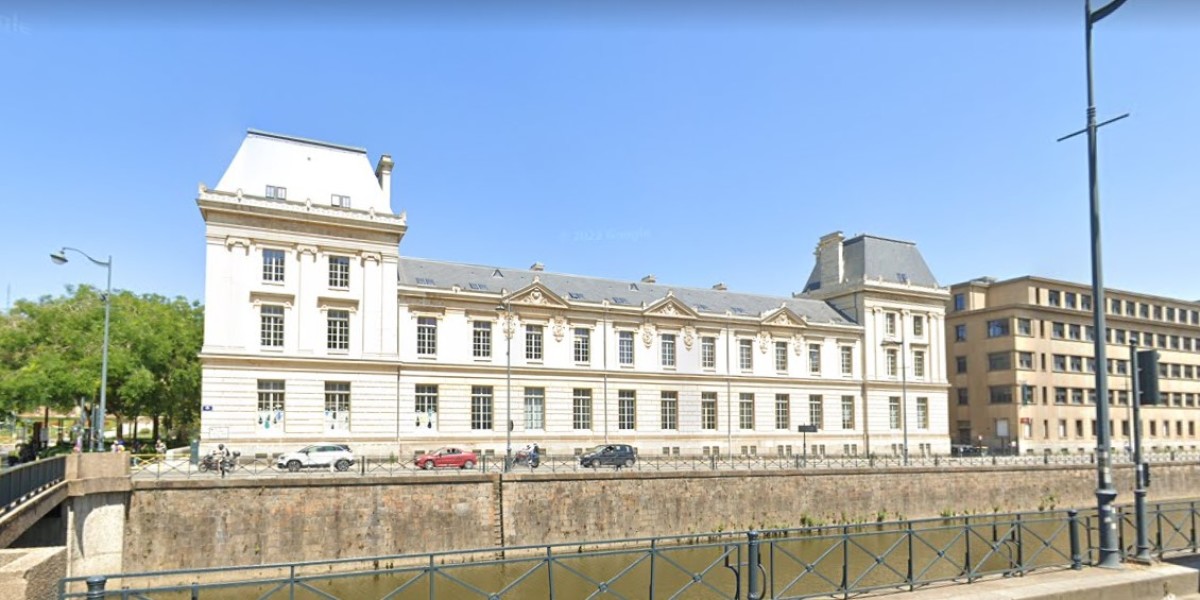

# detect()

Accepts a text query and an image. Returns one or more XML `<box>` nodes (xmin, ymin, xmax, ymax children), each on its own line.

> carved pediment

<box><xmin>762</xmin><ymin>306</ymin><xmax>808</xmax><ymax>328</ymax></box>
<box><xmin>643</xmin><ymin>295</ymin><xmax>700</xmax><ymax>319</ymax></box>
<box><xmin>506</xmin><ymin>282</ymin><xmax>570</xmax><ymax>309</ymax></box>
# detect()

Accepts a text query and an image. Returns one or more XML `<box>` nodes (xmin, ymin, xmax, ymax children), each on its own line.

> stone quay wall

<box><xmin>125</xmin><ymin>461</ymin><xmax>1200</xmax><ymax>572</ymax></box>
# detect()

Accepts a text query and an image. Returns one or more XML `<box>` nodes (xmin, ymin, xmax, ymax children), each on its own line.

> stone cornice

<box><xmin>197</xmin><ymin>186</ymin><xmax>406</xmax><ymax>236</ymax></box>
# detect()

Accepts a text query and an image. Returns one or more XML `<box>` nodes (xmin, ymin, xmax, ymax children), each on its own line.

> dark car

<box><xmin>579</xmin><ymin>444</ymin><xmax>636</xmax><ymax>469</ymax></box>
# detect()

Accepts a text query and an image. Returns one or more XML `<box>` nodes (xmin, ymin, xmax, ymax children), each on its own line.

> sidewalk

<box><xmin>897</xmin><ymin>557</ymin><xmax>1200</xmax><ymax>600</ymax></box>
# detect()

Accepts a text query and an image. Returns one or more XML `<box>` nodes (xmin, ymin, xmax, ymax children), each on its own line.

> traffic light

<box><xmin>1136</xmin><ymin>349</ymin><xmax>1160</xmax><ymax>406</ymax></box>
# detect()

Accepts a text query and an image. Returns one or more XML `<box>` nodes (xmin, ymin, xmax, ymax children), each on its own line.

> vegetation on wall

<box><xmin>0</xmin><ymin>285</ymin><xmax>203</xmax><ymax>443</ymax></box>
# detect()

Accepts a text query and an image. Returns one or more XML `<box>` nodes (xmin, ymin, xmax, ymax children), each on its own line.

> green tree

<box><xmin>0</xmin><ymin>286</ymin><xmax>204</xmax><ymax>444</ymax></box>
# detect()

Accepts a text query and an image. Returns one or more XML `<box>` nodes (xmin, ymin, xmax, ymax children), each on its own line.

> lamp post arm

<box><xmin>60</xmin><ymin>247</ymin><xmax>112</xmax><ymax>269</ymax></box>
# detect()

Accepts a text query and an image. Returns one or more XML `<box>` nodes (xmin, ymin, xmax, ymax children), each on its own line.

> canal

<box><xmin>90</xmin><ymin>512</ymin><xmax>1075</xmax><ymax>599</ymax></box>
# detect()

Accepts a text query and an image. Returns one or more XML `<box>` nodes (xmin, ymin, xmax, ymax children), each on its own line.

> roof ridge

<box><xmin>246</xmin><ymin>129</ymin><xmax>367</xmax><ymax>154</ymax></box>
<box><xmin>398</xmin><ymin>256</ymin><xmax>830</xmax><ymax>305</ymax></box>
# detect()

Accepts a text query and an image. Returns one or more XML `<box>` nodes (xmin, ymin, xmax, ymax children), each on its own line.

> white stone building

<box><xmin>198</xmin><ymin>130</ymin><xmax>951</xmax><ymax>458</ymax></box>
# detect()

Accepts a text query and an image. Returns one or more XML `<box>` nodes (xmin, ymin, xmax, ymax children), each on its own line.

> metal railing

<box><xmin>60</xmin><ymin>500</ymin><xmax>1200</xmax><ymax>599</ymax></box>
<box><xmin>0</xmin><ymin>455</ymin><xmax>66</xmax><ymax>517</ymax></box>
<box><xmin>129</xmin><ymin>449</ymin><xmax>1200</xmax><ymax>480</ymax></box>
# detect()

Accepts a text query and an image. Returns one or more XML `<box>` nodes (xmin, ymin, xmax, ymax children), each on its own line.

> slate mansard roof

<box><xmin>802</xmin><ymin>234</ymin><xmax>939</xmax><ymax>293</ymax></box>
<box><xmin>398</xmin><ymin>258</ymin><xmax>856</xmax><ymax>326</ymax></box>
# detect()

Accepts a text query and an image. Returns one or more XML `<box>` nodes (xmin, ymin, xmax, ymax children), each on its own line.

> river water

<box><xmin>104</xmin><ymin>517</ymin><xmax>1071</xmax><ymax>599</ymax></box>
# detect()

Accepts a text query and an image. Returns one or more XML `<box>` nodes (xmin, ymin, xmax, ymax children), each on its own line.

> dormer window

<box><xmin>331</xmin><ymin>194</ymin><xmax>351</xmax><ymax>208</ymax></box>
<box><xmin>266</xmin><ymin>185</ymin><xmax>287</xmax><ymax>200</ymax></box>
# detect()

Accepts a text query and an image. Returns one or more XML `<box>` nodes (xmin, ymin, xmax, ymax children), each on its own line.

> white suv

<box><xmin>275</xmin><ymin>443</ymin><xmax>355</xmax><ymax>472</ymax></box>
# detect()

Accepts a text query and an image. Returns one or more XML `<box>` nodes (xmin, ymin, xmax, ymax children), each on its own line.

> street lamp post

<box><xmin>882</xmin><ymin>338</ymin><xmax>908</xmax><ymax>465</ymax></box>
<box><xmin>497</xmin><ymin>300</ymin><xmax>514</xmax><ymax>472</ymax></box>
<box><xmin>51</xmin><ymin>247</ymin><xmax>112</xmax><ymax>452</ymax></box>
<box><xmin>1055</xmin><ymin>0</ymin><xmax>1130</xmax><ymax>569</ymax></box>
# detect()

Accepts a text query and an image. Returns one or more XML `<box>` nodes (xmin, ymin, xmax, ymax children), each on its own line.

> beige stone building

<box><xmin>946</xmin><ymin>275</ymin><xmax>1200</xmax><ymax>455</ymax></box>
<box><xmin>198</xmin><ymin>130</ymin><xmax>952</xmax><ymax>458</ymax></box>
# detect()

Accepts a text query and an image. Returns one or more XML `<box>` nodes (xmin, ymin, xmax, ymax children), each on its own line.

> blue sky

<box><xmin>1</xmin><ymin>1</ymin><xmax>1198</xmax><ymax>308</ymax></box>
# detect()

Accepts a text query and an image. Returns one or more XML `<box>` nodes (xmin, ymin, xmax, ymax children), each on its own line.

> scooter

<box><xmin>199</xmin><ymin>451</ymin><xmax>240</xmax><ymax>474</ymax></box>
<box><xmin>514</xmin><ymin>450</ymin><xmax>541</xmax><ymax>469</ymax></box>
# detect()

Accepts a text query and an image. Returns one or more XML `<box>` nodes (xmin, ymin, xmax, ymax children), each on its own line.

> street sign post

<box><xmin>797</xmin><ymin>424</ymin><xmax>819</xmax><ymax>466</ymax></box>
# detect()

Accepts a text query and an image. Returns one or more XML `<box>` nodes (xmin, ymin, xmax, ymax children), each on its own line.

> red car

<box><xmin>416</xmin><ymin>447</ymin><xmax>478</xmax><ymax>470</ymax></box>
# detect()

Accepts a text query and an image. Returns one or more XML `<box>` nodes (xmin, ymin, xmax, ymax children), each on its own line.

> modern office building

<box><xmin>947</xmin><ymin>276</ymin><xmax>1200</xmax><ymax>455</ymax></box>
<box><xmin>197</xmin><ymin>129</ymin><xmax>952</xmax><ymax>458</ymax></box>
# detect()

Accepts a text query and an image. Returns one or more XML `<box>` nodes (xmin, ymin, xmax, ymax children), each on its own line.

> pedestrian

<box><xmin>155</xmin><ymin>439</ymin><xmax>166</xmax><ymax>456</ymax></box>
<box><xmin>528</xmin><ymin>443</ymin><xmax>539</xmax><ymax>471</ymax></box>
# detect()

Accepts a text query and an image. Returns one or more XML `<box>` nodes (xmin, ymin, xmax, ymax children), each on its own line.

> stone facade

<box><xmin>198</xmin><ymin>130</ymin><xmax>951</xmax><ymax>459</ymax></box>
<box><xmin>124</xmin><ymin>463</ymin><xmax>1200</xmax><ymax>572</ymax></box>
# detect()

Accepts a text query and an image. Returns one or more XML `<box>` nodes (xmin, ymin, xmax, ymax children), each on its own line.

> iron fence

<box><xmin>0</xmin><ymin>455</ymin><xmax>65</xmax><ymax>516</ymax></box>
<box><xmin>60</xmin><ymin>500</ymin><xmax>1200</xmax><ymax>599</ymax></box>
<box><xmin>129</xmin><ymin>449</ymin><xmax>1200</xmax><ymax>480</ymax></box>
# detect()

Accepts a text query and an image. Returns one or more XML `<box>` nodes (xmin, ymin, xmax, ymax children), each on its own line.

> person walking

<box><xmin>528</xmin><ymin>444</ymin><xmax>539</xmax><ymax>471</ymax></box>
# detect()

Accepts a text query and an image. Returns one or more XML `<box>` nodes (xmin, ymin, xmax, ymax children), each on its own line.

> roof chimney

<box><xmin>375</xmin><ymin>155</ymin><xmax>394</xmax><ymax>211</ymax></box>
<box><xmin>712</xmin><ymin>282</ymin><xmax>727</xmax><ymax>291</ymax></box>
<box><xmin>530</xmin><ymin>262</ymin><xmax>544</xmax><ymax>272</ymax></box>
<box><xmin>641</xmin><ymin>274</ymin><xmax>656</xmax><ymax>283</ymax></box>
<box><xmin>815</xmin><ymin>231</ymin><xmax>845</xmax><ymax>289</ymax></box>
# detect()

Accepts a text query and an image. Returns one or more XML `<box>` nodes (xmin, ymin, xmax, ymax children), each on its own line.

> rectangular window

<box><xmin>262</xmin><ymin>249</ymin><xmax>285</xmax><ymax>283</ymax></box>
<box><xmin>660</xmin><ymin>392</ymin><xmax>678</xmax><ymax>430</ymax></box>
<box><xmin>989</xmin><ymin>386</ymin><xmax>1014</xmax><ymax>404</ymax></box>
<box><xmin>265</xmin><ymin>185</ymin><xmax>287</xmax><ymax>199</ymax></box>
<box><xmin>809</xmin><ymin>395</ymin><xmax>823</xmax><ymax>430</ymax></box>
<box><xmin>618</xmin><ymin>331</ymin><xmax>634</xmax><ymax>365</ymax></box>
<box><xmin>885</xmin><ymin>312</ymin><xmax>898</xmax><ymax>336</ymax></box>
<box><xmin>841</xmin><ymin>395</ymin><xmax>855</xmax><ymax>430</ymax></box>
<box><xmin>957</xmin><ymin>388</ymin><xmax>968</xmax><ymax>406</ymax></box>
<box><xmin>473</xmin><ymin>321</ymin><xmax>492</xmax><ymax>358</ymax></box>
<box><xmin>328</xmin><ymin>256</ymin><xmax>350</xmax><ymax>288</ymax></box>
<box><xmin>775</xmin><ymin>394</ymin><xmax>790</xmax><ymax>430</ymax></box>
<box><xmin>955</xmin><ymin>324</ymin><xmax>967</xmax><ymax>342</ymax></box>
<box><xmin>953</xmin><ymin>293</ymin><xmax>966</xmax><ymax>311</ymax></box>
<box><xmin>324</xmin><ymin>382</ymin><xmax>350</xmax><ymax>432</ymax></box>
<box><xmin>1047</xmin><ymin>290</ymin><xmax>1061</xmax><ymax>306</ymax></box>
<box><xmin>739</xmin><ymin>393</ymin><xmax>755</xmax><ymax>430</ymax></box>
<box><xmin>955</xmin><ymin>356</ymin><xmax>967</xmax><ymax>373</ymax></box>
<box><xmin>916</xmin><ymin>397</ymin><xmax>929</xmax><ymax>429</ymax></box>
<box><xmin>988</xmin><ymin>352</ymin><xmax>1012</xmax><ymax>371</ymax></box>
<box><xmin>1016</xmin><ymin>318</ymin><xmax>1033</xmax><ymax>336</ymax></box>
<box><xmin>618</xmin><ymin>390</ymin><xmax>636</xmax><ymax>430</ymax></box>
<box><xmin>573</xmin><ymin>389</ymin><xmax>593</xmax><ymax>430</ymax></box>
<box><xmin>574</xmin><ymin>328</ymin><xmax>591</xmax><ymax>363</ymax></box>
<box><xmin>524</xmin><ymin>387</ymin><xmax>545</xmax><ymax>430</ymax></box>
<box><xmin>840</xmin><ymin>346</ymin><xmax>853</xmax><ymax>375</ymax></box>
<box><xmin>913</xmin><ymin>350</ymin><xmax>926</xmax><ymax>378</ymax></box>
<box><xmin>739</xmin><ymin>339</ymin><xmax>753</xmax><ymax>370</ymax></box>
<box><xmin>257</xmin><ymin>380</ymin><xmax>285</xmax><ymax>430</ymax></box>
<box><xmin>417</xmin><ymin>317</ymin><xmax>437</xmax><ymax>356</ymax></box>
<box><xmin>889</xmin><ymin>397</ymin><xmax>901</xmax><ymax>429</ymax></box>
<box><xmin>987</xmin><ymin>319</ymin><xmax>1011</xmax><ymax>338</ymax></box>
<box><xmin>661</xmin><ymin>334</ymin><xmax>676</xmax><ymax>367</ymax></box>
<box><xmin>261</xmin><ymin>305</ymin><xmax>284</xmax><ymax>347</ymax></box>
<box><xmin>808</xmin><ymin>343</ymin><xmax>822</xmax><ymax>374</ymax></box>
<box><xmin>912</xmin><ymin>315</ymin><xmax>925</xmax><ymax>336</ymax></box>
<box><xmin>1052</xmin><ymin>354</ymin><xmax>1066</xmax><ymax>372</ymax></box>
<box><xmin>701</xmin><ymin>392</ymin><xmax>718</xmax><ymax>430</ymax></box>
<box><xmin>327</xmin><ymin>309</ymin><xmax>349</xmax><ymax>350</ymax></box>
<box><xmin>1081</xmin><ymin>295</ymin><xmax>1093</xmax><ymax>310</ymax></box>
<box><xmin>415</xmin><ymin>385</ymin><xmax>438</xmax><ymax>430</ymax></box>
<box><xmin>775</xmin><ymin>341</ymin><xmax>788</xmax><ymax>371</ymax></box>
<box><xmin>1064</xmin><ymin>292</ymin><xmax>1077</xmax><ymax>309</ymax></box>
<box><xmin>525</xmin><ymin>325</ymin><xmax>543</xmax><ymax>360</ymax></box>
<box><xmin>1068</xmin><ymin>323</ymin><xmax>1081</xmax><ymax>340</ymax></box>
<box><xmin>471</xmin><ymin>386</ymin><xmax>493</xmax><ymax>430</ymax></box>
<box><xmin>330</xmin><ymin>193</ymin><xmax>351</xmax><ymax>208</ymax></box>
<box><xmin>886</xmin><ymin>349</ymin><xmax>899</xmax><ymax>377</ymax></box>
<box><xmin>1018</xmin><ymin>351</ymin><xmax>1034</xmax><ymax>370</ymax></box>
<box><xmin>701</xmin><ymin>337</ymin><xmax>716</xmax><ymax>368</ymax></box>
